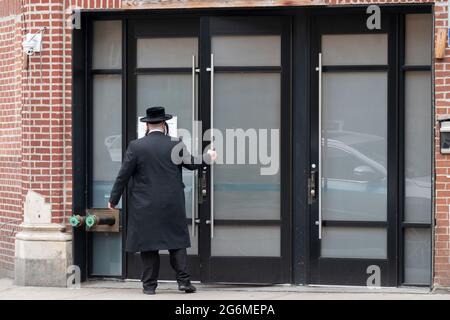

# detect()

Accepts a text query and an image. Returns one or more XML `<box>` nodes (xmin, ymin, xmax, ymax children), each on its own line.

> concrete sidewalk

<box><xmin>0</xmin><ymin>278</ymin><xmax>449</xmax><ymax>300</ymax></box>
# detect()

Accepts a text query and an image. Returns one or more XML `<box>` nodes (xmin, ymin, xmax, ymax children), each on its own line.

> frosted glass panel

<box><xmin>404</xmin><ymin>228</ymin><xmax>431</xmax><ymax>284</ymax></box>
<box><xmin>405</xmin><ymin>14</ymin><xmax>432</xmax><ymax>66</ymax></box>
<box><xmin>211</xmin><ymin>226</ymin><xmax>280</xmax><ymax>256</ymax></box>
<box><xmin>322</xmin><ymin>34</ymin><xmax>387</xmax><ymax>65</ymax></box>
<box><xmin>212</xmin><ymin>35</ymin><xmax>281</xmax><ymax>66</ymax></box>
<box><xmin>214</xmin><ymin>73</ymin><xmax>280</xmax><ymax>219</ymax></box>
<box><xmin>322</xmin><ymin>72</ymin><xmax>387</xmax><ymax>221</ymax></box>
<box><xmin>92</xmin><ymin>20</ymin><xmax>122</xmax><ymax>69</ymax></box>
<box><xmin>321</xmin><ymin>227</ymin><xmax>387</xmax><ymax>259</ymax></box>
<box><xmin>137</xmin><ymin>75</ymin><xmax>193</xmax><ymax>131</ymax></box>
<box><xmin>405</xmin><ymin>72</ymin><xmax>432</xmax><ymax>223</ymax></box>
<box><xmin>137</xmin><ymin>74</ymin><xmax>198</xmax><ymax>231</ymax></box>
<box><xmin>137</xmin><ymin>37</ymin><xmax>198</xmax><ymax>68</ymax></box>
<box><xmin>92</xmin><ymin>75</ymin><xmax>122</xmax><ymax>208</ymax></box>
<box><xmin>91</xmin><ymin>232</ymin><xmax>122</xmax><ymax>276</ymax></box>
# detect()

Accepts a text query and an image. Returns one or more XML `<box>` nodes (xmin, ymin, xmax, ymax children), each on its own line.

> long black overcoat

<box><xmin>109</xmin><ymin>131</ymin><xmax>208</xmax><ymax>252</ymax></box>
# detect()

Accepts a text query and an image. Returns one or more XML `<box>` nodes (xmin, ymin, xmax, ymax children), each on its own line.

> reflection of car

<box><xmin>322</xmin><ymin>131</ymin><xmax>431</xmax><ymax>221</ymax></box>
<box><xmin>105</xmin><ymin>134</ymin><xmax>122</xmax><ymax>162</ymax></box>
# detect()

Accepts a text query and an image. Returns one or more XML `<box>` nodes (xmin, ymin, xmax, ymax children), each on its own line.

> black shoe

<box><xmin>143</xmin><ymin>288</ymin><xmax>156</xmax><ymax>295</ymax></box>
<box><xmin>178</xmin><ymin>282</ymin><xmax>196</xmax><ymax>293</ymax></box>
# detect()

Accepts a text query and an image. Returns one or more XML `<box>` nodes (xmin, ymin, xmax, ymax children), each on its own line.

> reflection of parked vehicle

<box><xmin>323</xmin><ymin>131</ymin><xmax>431</xmax><ymax>221</ymax></box>
<box><xmin>105</xmin><ymin>134</ymin><xmax>122</xmax><ymax>162</ymax></box>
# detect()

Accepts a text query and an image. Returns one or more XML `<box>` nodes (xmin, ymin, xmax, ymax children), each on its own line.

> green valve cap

<box><xmin>85</xmin><ymin>215</ymin><xmax>97</xmax><ymax>229</ymax></box>
<box><xmin>69</xmin><ymin>215</ymin><xmax>81</xmax><ymax>227</ymax></box>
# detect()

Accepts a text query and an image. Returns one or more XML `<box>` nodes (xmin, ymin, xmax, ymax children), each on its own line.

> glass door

<box><xmin>310</xmin><ymin>14</ymin><xmax>398</xmax><ymax>286</ymax></box>
<box><xmin>125</xmin><ymin>16</ymin><xmax>291</xmax><ymax>284</ymax></box>
<box><xmin>126</xmin><ymin>18</ymin><xmax>202</xmax><ymax>280</ymax></box>
<box><xmin>201</xmin><ymin>17</ymin><xmax>291</xmax><ymax>283</ymax></box>
<box><xmin>88</xmin><ymin>20</ymin><xmax>124</xmax><ymax>277</ymax></box>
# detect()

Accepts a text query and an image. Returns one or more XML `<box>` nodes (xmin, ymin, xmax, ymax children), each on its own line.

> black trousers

<box><xmin>140</xmin><ymin>248</ymin><xmax>190</xmax><ymax>290</ymax></box>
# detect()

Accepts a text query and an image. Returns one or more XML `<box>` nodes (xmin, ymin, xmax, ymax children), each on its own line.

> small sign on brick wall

<box><xmin>436</xmin><ymin>28</ymin><xmax>446</xmax><ymax>59</ymax></box>
<box><xmin>23</xmin><ymin>190</ymin><xmax>51</xmax><ymax>225</ymax></box>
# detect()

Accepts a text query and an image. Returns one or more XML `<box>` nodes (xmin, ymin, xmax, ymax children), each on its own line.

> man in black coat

<box><xmin>108</xmin><ymin>106</ymin><xmax>216</xmax><ymax>295</ymax></box>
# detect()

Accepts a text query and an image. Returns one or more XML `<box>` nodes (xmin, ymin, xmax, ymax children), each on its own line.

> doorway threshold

<box><xmin>84</xmin><ymin>279</ymin><xmax>431</xmax><ymax>294</ymax></box>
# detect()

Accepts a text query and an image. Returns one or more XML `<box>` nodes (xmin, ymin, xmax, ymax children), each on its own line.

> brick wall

<box><xmin>0</xmin><ymin>0</ymin><xmax>449</xmax><ymax>287</ymax></box>
<box><xmin>0</xmin><ymin>0</ymin><xmax>22</xmax><ymax>278</ymax></box>
<box><xmin>0</xmin><ymin>0</ymin><xmax>121</xmax><ymax>277</ymax></box>
<box><xmin>21</xmin><ymin>0</ymin><xmax>119</xmax><ymax>229</ymax></box>
<box><xmin>433</xmin><ymin>0</ymin><xmax>450</xmax><ymax>288</ymax></box>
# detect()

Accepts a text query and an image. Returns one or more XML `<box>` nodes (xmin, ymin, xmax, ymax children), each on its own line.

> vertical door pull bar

<box><xmin>315</xmin><ymin>53</ymin><xmax>323</xmax><ymax>240</ymax></box>
<box><xmin>191</xmin><ymin>55</ymin><xmax>197</xmax><ymax>236</ymax></box>
<box><xmin>207</xmin><ymin>54</ymin><xmax>215</xmax><ymax>238</ymax></box>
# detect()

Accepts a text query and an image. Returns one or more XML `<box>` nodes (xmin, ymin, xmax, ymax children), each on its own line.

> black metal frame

<box><xmin>84</xmin><ymin>17</ymin><xmax>128</xmax><ymax>279</ymax></box>
<box><xmin>71</xmin><ymin>4</ymin><xmax>434</xmax><ymax>286</ymax></box>
<box><xmin>309</xmin><ymin>12</ymin><xmax>398</xmax><ymax>286</ymax></box>
<box><xmin>308</xmin><ymin>7</ymin><xmax>432</xmax><ymax>286</ymax></box>
<box><xmin>397</xmin><ymin>13</ymin><xmax>433</xmax><ymax>287</ymax></box>
<box><xmin>198</xmin><ymin>16</ymin><xmax>292</xmax><ymax>283</ymax></box>
<box><xmin>106</xmin><ymin>15</ymin><xmax>292</xmax><ymax>284</ymax></box>
<box><xmin>72</xmin><ymin>13</ymin><xmax>88</xmax><ymax>282</ymax></box>
<box><xmin>125</xmin><ymin>17</ymin><xmax>202</xmax><ymax>281</ymax></box>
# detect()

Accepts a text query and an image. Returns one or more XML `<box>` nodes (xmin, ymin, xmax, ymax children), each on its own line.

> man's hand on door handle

<box><xmin>207</xmin><ymin>149</ymin><xmax>217</xmax><ymax>162</ymax></box>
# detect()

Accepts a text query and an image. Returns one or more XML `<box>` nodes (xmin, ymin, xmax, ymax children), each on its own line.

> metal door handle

<box><xmin>308</xmin><ymin>164</ymin><xmax>318</xmax><ymax>204</ymax></box>
<box><xmin>315</xmin><ymin>53</ymin><xmax>323</xmax><ymax>240</ymax></box>
<box><xmin>207</xmin><ymin>53</ymin><xmax>214</xmax><ymax>239</ymax></box>
<box><xmin>198</xmin><ymin>166</ymin><xmax>208</xmax><ymax>204</ymax></box>
<box><xmin>191</xmin><ymin>55</ymin><xmax>198</xmax><ymax>237</ymax></box>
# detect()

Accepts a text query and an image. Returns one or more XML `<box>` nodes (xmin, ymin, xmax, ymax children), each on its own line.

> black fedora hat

<box><xmin>140</xmin><ymin>106</ymin><xmax>172</xmax><ymax>124</ymax></box>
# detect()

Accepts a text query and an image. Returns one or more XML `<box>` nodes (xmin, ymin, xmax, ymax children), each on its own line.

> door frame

<box><xmin>75</xmin><ymin>12</ymin><xmax>293</xmax><ymax>283</ymax></box>
<box><xmin>124</xmin><ymin>15</ymin><xmax>292</xmax><ymax>284</ymax></box>
<box><xmin>303</xmin><ymin>6</ymin><xmax>433</xmax><ymax>287</ymax></box>
<box><xmin>309</xmin><ymin>12</ymin><xmax>399</xmax><ymax>287</ymax></box>
<box><xmin>125</xmin><ymin>17</ymin><xmax>203</xmax><ymax>281</ymax></box>
<box><xmin>72</xmin><ymin>5</ymin><xmax>434</xmax><ymax>286</ymax></box>
<box><xmin>199</xmin><ymin>16</ymin><xmax>292</xmax><ymax>284</ymax></box>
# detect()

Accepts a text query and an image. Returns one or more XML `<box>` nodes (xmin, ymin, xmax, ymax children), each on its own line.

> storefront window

<box><xmin>90</xmin><ymin>20</ymin><xmax>123</xmax><ymax>276</ymax></box>
<box><xmin>403</xmin><ymin>13</ymin><xmax>432</xmax><ymax>285</ymax></box>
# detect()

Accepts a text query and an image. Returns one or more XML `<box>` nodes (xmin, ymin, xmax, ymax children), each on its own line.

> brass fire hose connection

<box><xmin>85</xmin><ymin>214</ymin><xmax>116</xmax><ymax>230</ymax></box>
<box><xmin>69</xmin><ymin>215</ymin><xmax>86</xmax><ymax>228</ymax></box>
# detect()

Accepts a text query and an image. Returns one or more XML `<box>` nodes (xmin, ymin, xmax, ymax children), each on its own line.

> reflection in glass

<box><xmin>92</xmin><ymin>20</ymin><xmax>122</xmax><ymax>69</ymax></box>
<box><xmin>92</xmin><ymin>75</ymin><xmax>122</xmax><ymax>208</ymax></box>
<box><xmin>405</xmin><ymin>72</ymin><xmax>432</xmax><ymax>223</ymax></box>
<box><xmin>321</xmin><ymin>227</ymin><xmax>387</xmax><ymax>259</ymax></box>
<box><xmin>322</xmin><ymin>72</ymin><xmax>387</xmax><ymax>221</ymax></box>
<box><xmin>211</xmin><ymin>226</ymin><xmax>280</xmax><ymax>257</ymax></box>
<box><xmin>214</xmin><ymin>73</ymin><xmax>280</xmax><ymax>220</ymax></box>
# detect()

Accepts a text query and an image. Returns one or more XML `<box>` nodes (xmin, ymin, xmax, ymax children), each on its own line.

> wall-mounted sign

<box><xmin>439</xmin><ymin>116</ymin><xmax>450</xmax><ymax>154</ymax></box>
<box><xmin>138</xmin><ymin>116</ymin><xmax>178</xmax><ymax>139</ymax></box>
